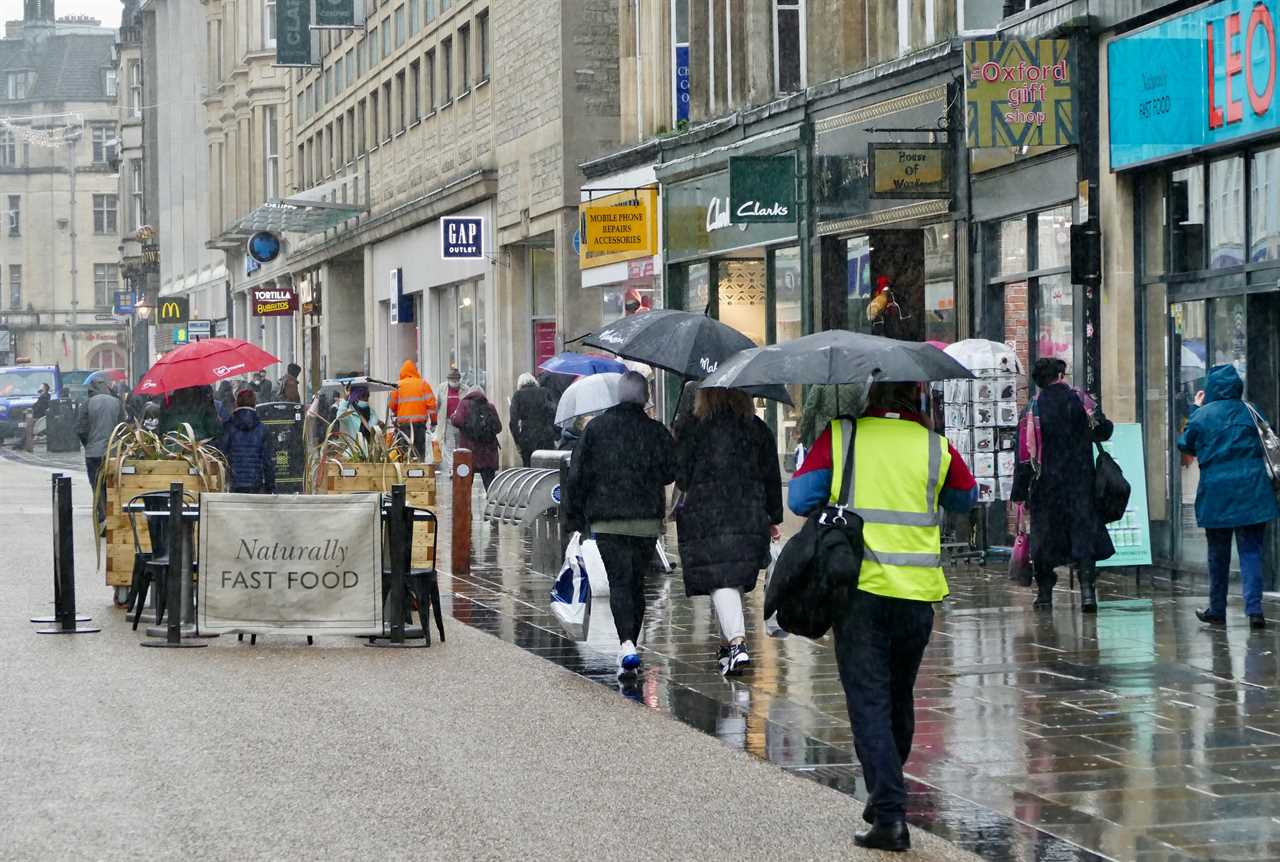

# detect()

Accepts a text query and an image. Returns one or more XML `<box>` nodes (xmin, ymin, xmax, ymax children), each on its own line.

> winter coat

<box><xmin>1177</xmin><ymin>364</ymin><xmax>1280</xmax><ymax>529</ymax></box>
<box><xmin>674</xmin><ymin>412</ymin><xmax>783</xmax><ymax>596</ymax></box>
<box><xmin>509</xmin><ymin>384</ymin><xmax>557</xmax><ymax>460</ymax></box>
<box><xmin>564</xmin><ymin>402</ymin><xmax>676</xmax><ymax>532</ymax></box>
<box><xmin>160</xmin><ymin>387</ymin><xmax>223</xmax><ymax>441</ymax></box>
<box><xmin>1024</xmin><ymin>382</ymin><xmax>1115</xmax><ymax>567</ymax></box>
<box><xmin>77</xmin><ymin>392</ymin><xmax>124</xmax><ymax>458</ymax></box>
<box><xmin>279</xmin><ymin>375</ymin><xmax>302</xmax><ymax>404</ymax></box>
<box><xmin>220</xmin><ymin>407</ymin><xmax>276</xmax><ymax>492</ymax></box>
<box><xmin>389</xmin><ymin>360</ymin><xmax>437</xmax><ymax>425</ymax></box>
<box><xmin>450</xmin><ymin>389</ymin><xmax>502</xmax><ymax>471</ymax></box>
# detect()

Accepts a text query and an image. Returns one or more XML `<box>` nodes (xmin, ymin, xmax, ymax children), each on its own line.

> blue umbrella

<box><xmin>538</xmin><ymin>351</ymin><xmax>626</xmax><ymax>377</ymax></box>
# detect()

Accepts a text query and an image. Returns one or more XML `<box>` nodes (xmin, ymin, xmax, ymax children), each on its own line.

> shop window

<box><xmin>773</xmin><ymin>0</ymin><xmax>805</xmax><ymax>94</ymax></box>
<box><xmin>530</xmin><ymin>245</ymin><xmax>556</xmax><ymax>370</ymax></box>
<box><xmin>1208</xmin><ymin>156</ymin><xmax>1244</xmax><ymax>269</ymax></box>
<box><xmin>1035</xmin><ymin>273</ymin><xmax>1073</xmax><ymax>369</ymax></box>
<box><xmin>1211</xmin><ymin>294</ymin><xmax>1248</xmax><ymax>379</ymax></box>
<box><xmin>922</xmin><ymin>223</ymin><xmax>956</xmax><ymax>344</ymax></box>
<box><xmin>772</xmin><ymin>246</ymin><xmax>803</xmax><ymax>455</ymax></box>
<box><xmin>1140</xmin><ymin>172</ymin><xmax>1167</xmax><ymax>276</ymax></box>
<box><xmin>997</xmin><ymin>216</ymin><xmax>1027</xmax><ymax>276</ymax></box>
<box><xmin>1143</xmin><ymin>283</ymin><xmax>1168</xmax><ymax>524</ymax></box>
<box><xmin>1170</xmin><ymin>164</ymin><xmax>1205</xmax><ymax>272</ymax></box>
<box><xmin>1251</xmin><ymin>147</ymin><xmax>1280</xmax><ymax>263</ymax></box>
<box><xmin>842</xmin><ymin>230</ymin><xmax>928</xmax><ymax>342</ymax></box>
<box><xmin>717</xmin><ymin>259</ymin><xmax>767</xmax><ymax>347</ymax></box>
<box><xmin>1035</xmin><ymin>206</ymin><xmax>1071</xmax><ymax>270</ymax></box>
<box><xmin>684</xmin><ymin>261</ymin><xmax>710</xmax><ymax>313</ymax></box>
<box><xmin>1172</xmin><ymin>300</ymin><xmax>1208</xmax><ymax>567</ymax></box>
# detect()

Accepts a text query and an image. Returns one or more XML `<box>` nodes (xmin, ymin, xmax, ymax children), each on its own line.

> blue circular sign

<box><xmin>551</xmin><ymin>484</ymin><xmax>561</xmax><ymax>504</ymax></box>
<box><xmin>247</xmin><ymin>231</ymin><xmax>282</xmax><ymax>264</ymax></box>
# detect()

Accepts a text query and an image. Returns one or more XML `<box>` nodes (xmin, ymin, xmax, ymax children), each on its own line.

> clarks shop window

<box><xmin>841</xmin><ymin>223</ymin><xmax>956</xmax><ymax>344</ymax></box>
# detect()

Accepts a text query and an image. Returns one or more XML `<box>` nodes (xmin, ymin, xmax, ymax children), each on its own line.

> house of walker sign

<box><xmin>198</xmin><ymin>494</ymin><xmax>383</xmax><ymax>635</ymax></box>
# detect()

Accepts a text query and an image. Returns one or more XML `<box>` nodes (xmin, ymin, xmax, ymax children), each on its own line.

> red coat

<box><xmin>449</xmin><ymin>390</ymin><xmax>502</xmax><ymax>470</ymax></box>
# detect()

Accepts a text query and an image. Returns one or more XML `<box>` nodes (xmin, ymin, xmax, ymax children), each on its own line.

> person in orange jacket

<box><xmin>388</xmin><ymin>359</ymin><xmax>437</xmax><ymax>460</ymax></box>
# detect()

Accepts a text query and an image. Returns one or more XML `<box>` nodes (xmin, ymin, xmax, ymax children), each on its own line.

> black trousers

<box><xmin>84</xmin><ymin>457</ymin><xmax>105</xmax><ymax>525</ymax></box>
<box><xmin>593</xmin><ymin>533</ymin><xmax>653</xmax><ymax>645</ymax></box>
<box><xmin>832</xmin><ymin>590</ymin><xmax>934</xmax><ymax>825</ymax></box>
<box><xmin>479</xmin><ymin>468</ymin><xmax>496</xmax><ymax>491</ymax></box>
<box><xmin>407</xmin><ymin>423</ymin><xmax>428</xmax><ymax>460</ymax></box>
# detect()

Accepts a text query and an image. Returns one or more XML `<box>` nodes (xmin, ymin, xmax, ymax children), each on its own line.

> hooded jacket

<box><xmin>388</xmin><ymin>360</ymin><xmax>437</xmax><ymax>425</ymax></box>
<box><xmin>160</xmin><ymin>386</ymin><xmax>223</xmax><ymax>441</ymax></box>
<box><xmin>1178</xmin><ymin>364</ymin><xmax>1280</xmax><ymax>529</ymax></box>
<box><xmin>76</xmin><ymin>382</ymin><xmax>124</xmax><ymax>458</ymax></box>
<box><xmin>509</xmin><ymin>380</ymin><xmax>557</xmax><ymax>457</ymax></box>
<box><xmin>220</xmin><ymin>407</ymin><xmax>276</xmax><ymax>492</ymax></box>
<box><xmin>450</xmin><ymin>389</ymin><xmax>502</xmax><ymax>470</ymax></box>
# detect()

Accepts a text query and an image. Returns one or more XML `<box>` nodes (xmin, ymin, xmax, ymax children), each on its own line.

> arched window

<box><xmin>88</xmin><ymin>346</ymin><xmax>125</xmax><ymax>370</ymax></box>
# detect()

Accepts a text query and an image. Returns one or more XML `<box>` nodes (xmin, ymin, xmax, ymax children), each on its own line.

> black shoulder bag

<box><xmin>764</xmin><ymin>420</ymin><xmax>865</xmax><ymax>639</ymax></box>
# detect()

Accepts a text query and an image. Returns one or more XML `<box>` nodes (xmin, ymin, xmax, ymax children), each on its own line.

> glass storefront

<box><xmin>435</xmin><ymin>279</ymin><xmax>486</xmax><ymax>389</ymax></box>
<box><xmin>840</xmin><ymin>223</ymin><xmax>956</xmax><ymax>344</ymax></box>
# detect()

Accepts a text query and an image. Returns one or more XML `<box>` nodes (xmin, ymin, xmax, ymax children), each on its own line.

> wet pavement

<box><xmin>441</xmin><ymin>488</ymin><xmax>1280</xmax><ymax>862</ymax></box>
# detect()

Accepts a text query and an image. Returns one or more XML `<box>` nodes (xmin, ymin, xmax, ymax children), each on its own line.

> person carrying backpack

<box><xmin>450</xmin><ymin>387</ymin><xmax>502</xmax><ymax>490</ymax></box>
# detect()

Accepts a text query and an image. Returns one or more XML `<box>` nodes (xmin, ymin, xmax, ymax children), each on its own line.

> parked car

<box><xmin>0</xmin><ymin>365</ymin><xmax>62</xmax><ymax>444</ymax></box>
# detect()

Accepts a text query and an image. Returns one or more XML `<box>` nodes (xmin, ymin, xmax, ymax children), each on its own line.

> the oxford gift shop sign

<box><xmin>1109</xmin><ymin>0</ymin><xmax>1280</xmax><ymax>169</ymax></box>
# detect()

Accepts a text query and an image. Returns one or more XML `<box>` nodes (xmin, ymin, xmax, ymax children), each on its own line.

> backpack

<box><xmin>1093</xmin><ymin>441</ymin><xmax>1131</xmax><ymax>524</ymax></box>
<box><xmin>464</xmin><ymin>399</ymin><xmax>501</xmax><ymax>443</ymax></box>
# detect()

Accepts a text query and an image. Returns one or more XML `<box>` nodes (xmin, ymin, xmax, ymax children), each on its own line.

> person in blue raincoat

<box><xmin>1177</xmin><ymin>364</ymin><xmax>1279</xmax><ymax>630</ymax></box>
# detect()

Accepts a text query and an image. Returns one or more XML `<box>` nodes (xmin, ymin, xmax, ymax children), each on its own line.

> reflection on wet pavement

<box><xmin>434</xmin><ymin>487</ymin><xmax>1280</xmax><ymax>861</ymax></box>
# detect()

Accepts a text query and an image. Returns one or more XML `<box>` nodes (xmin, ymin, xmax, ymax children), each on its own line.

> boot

<box><xmin>1033</xmin><ymin>567</ymin><xmax>1057</xmax><ymax>609</ymax></box>
<box><xmin>1079</xmin><ymin>563</ymin><xmax>1098</xmax><ymax>614</ymax></box>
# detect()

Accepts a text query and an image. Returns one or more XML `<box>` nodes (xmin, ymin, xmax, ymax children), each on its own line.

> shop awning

<box><xmin>217</xmin><ymin>173</ymin><xmax>368</xmax><ymax>242</ymax></box>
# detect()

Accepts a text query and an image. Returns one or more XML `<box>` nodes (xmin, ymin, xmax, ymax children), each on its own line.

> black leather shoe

<box><xmin>854</xmin><ymin>820</ymin><xmax>910</xmax><ymax>852</ymax></box>
<box><xmin>1251</xmin><ymin>614</ymin><xmax>1267</xmax><ymax>630</ymax></box>
<box><xmin>1196</xmin><ymin>608</ymin><xmax>1226</xmax><ymax>625</ymax></box>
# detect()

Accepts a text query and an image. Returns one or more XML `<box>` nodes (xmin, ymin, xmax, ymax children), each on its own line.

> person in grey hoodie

<box><xmin>76</xmin><ymin>378</ymin><xmax>125</xmax><ymax>526</ymax></box>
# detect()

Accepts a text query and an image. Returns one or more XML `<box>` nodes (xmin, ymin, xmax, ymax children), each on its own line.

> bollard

<box><xmin>141</xmin><ymin>482</ymin><xmax>205</xmax><ymax>649</ymax></box>
<box><xmin>35</xmin><ymin>474</ymin><xmax>98</xmax><ymax>634</ymax></box>
<box><xmin>451</xmin><ymin>448</ymin><xmax>474</xmax><ymax>576</ymax></box>
<box><xmin>368</xmin><ymin>484</ymin><xmax>426</xmax><ymax>649</ymax></box>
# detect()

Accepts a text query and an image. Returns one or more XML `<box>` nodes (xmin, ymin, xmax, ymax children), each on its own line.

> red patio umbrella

<box><xmin>135</xmin><ymin>338</ymin><xmax>280</xmax><ymax>396</ymax></box>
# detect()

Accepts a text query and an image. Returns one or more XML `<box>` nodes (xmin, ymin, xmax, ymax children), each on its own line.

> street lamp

<box><xmin>134</xmin><ymin>300</ymin><xmax>151</xmax><ymax>321</ymax></box>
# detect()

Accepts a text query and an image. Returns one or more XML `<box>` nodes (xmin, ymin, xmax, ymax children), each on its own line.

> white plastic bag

<box><xmin>762</xmin><ymin>541</ymin><xmax>787</xmax><ymax>639</ymax></box>
<box><xmin>579</xmin><ymin>536</ymin><xmax>611</xmax><ymax>598</ymax></box>
<box><xmin>550</xmin><ymin>532</ymin><xmax>592</xmax><ymax>641</ymax></box>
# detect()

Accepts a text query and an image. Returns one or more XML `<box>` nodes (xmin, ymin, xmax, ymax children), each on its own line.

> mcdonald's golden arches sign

<box><xmin>157</xmin><ymin>297</ymin><xmax>189</xmax><ymax>324</ymax></box>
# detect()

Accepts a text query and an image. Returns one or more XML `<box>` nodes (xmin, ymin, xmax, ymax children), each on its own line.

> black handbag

<box><xmin>1094</xmin><ymin>441</ymin><xmax>1131</xmax><ymax>524</ymax></box>
<box><xmin>764</xmin><ymin>421</ymin><xmax>864</xmax><ymax>639</ymax></box>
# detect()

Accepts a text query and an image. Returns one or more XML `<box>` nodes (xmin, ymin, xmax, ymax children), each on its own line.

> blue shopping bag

<box><xmin>550</xmin><ymin>531</ymin><xmax>592</xmax><ymax>640</ymax></box>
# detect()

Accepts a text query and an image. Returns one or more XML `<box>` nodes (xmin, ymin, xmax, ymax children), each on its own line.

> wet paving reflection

<box><xmin>433</xmin><ymin>485</ymin><xmax>1280</xmax><ymax>861</ymax></box>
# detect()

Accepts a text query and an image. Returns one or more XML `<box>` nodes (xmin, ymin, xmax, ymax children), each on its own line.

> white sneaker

<box><xmin>617</xmin><ymin>640</ymin><xmax>641</xmax><ymax>677</ymax></box>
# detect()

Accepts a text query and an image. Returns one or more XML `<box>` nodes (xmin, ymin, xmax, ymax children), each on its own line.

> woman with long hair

<box><xmin>675</xmin><ymin>387</ymin><xmax>783</xmax><ymax>675</ymax></box>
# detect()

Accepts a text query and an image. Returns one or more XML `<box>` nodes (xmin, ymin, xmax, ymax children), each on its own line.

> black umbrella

<box><xmin>701</xmin><ymin>330</ymin><xmax>974</xmax><ymax>391</ymax></box>
<box><xmin>584</xmin><ymin>309</ymin><xmax>792</xmax><ymax>404</ymax></box>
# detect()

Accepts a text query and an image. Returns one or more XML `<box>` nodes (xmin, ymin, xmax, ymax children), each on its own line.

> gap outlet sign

<box><xmin>1109</xmin><ymin>0</ymin><xmax>1280</xmax><ymax>169</ymax></box>
<box><xmin>442</xmin><ymin>216</ymin><xmax>484</xmax><ymax>259</ymax></box>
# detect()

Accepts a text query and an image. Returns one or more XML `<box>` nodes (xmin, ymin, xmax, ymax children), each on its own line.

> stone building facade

<box><xmin>0</xmin><ymin>2</ymin><xmax>124</xmax><ymax>370</ymax></box>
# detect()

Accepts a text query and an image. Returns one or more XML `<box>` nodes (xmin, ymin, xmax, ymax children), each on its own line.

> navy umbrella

<box><xmin>701</xmin><ymin>330</ymin><xmax>974</xmax><ymax>391</ymax></box>
<box><xmin>584</xmin><ymin>309</ymin><xmax>792</xmax><ymax>404</ymax></box>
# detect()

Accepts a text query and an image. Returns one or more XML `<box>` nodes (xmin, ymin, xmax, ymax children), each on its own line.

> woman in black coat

<box><xmin>675</xmin><ymin>387</ymin><xmax>783</xmax><ymax>676</ymax></box>
<box><xmin>509</xmin><ymin>373</ymin><xmax>557</xmax><ymax>466</ymax></box>
<box><xmin>1016</xmin><ymin>358</ymin><xmax>1114</xmax><ymax>613</ymax></box>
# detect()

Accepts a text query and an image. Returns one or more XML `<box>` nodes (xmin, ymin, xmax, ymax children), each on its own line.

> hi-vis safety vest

<box><xmin>830</xmin><ymin>417</ymin><xmax>950</xmax><ymax>603</ymax></box>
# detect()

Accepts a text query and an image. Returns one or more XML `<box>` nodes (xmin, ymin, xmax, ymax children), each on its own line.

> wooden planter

<box><xmin>321</xmin><ymin>462</ymin><xmax>438</xmax><ymax>570</ymax></box>
<box><xmin>103</xmin><ymin>460</ymin><xmax>223</xmax><ymax>587</ymax></box>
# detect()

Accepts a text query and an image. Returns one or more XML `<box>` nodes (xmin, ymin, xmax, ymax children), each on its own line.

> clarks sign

<box><xmin>728</xmin><ymin>155</ymin><xmax>797</xmax><ymax>224</ymax></box>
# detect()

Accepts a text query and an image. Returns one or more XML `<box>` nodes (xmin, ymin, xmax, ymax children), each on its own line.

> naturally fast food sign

<box><xmin>1108</xmin><ymin>0</ymin><xmax>1280</xmax><ymax>169</ymax></box>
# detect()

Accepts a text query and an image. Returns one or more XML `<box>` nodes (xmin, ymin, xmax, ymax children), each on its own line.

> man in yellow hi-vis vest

<box><xmin>788</xmin><ymin>380</ymin><xmax>976</xmax><ymax>853</ymax></box>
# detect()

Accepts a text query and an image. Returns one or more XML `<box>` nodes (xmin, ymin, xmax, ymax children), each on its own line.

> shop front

<box><xmin>1108</xmin><ymin>0</ymin><xmax>1280</xmax><ymax>577</ymax></box>
<box><xmin>662</xmin><ymin>155</ymin><xmax>803</xmax><ymax>452</ymax></box>
<box><xmin>580</xmin><ymin>167</ymin><xmax>662</xmax><ymax>335</ymax></box>
<box><xmin>813</xmin><ymin>83</ymin><xmax>962</xmax><ymax>349</ymax></box>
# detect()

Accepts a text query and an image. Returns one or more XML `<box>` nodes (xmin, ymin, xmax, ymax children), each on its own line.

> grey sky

<box><xmin>0</xmin><ymin>0</ymin><xmax>121</xmax><ymax>28</ymax></box>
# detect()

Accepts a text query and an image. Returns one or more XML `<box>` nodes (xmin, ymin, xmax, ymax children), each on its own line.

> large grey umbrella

<box><xmin>701</xmin><ymin>330</ymin><xmax>974</xmax><ymax>391</ymax></box>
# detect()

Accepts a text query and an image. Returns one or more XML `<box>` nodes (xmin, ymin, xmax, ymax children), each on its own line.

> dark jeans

<box><xmin>85</xmin><ymin>456</ymin><xmax>105</xmax><ymax>525</ymax></box>
<box><xmin>832</xmin><ymin>590</ymin><xmax>934</xmax><ymax>825</ymax></box>
<box><xmin>1207</xmin><ymin>523</ymin><xmax>1267</xmax><ymax>617</ymax></box>
<box><xmin>594</xmin><ymin>533</ymin><xmax>654</xmax><ymax>645</ymax></box>
<box><xmin>407</xmin><ymin>423</ymin><xmax>427</xmax><ymax>461</ymax></box>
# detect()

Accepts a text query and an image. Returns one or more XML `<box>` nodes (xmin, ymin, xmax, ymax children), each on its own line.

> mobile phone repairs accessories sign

<box><xmin>198</xmin><ymin>494</ymin><xmax>383</xmax><ymax>636</ymax></box>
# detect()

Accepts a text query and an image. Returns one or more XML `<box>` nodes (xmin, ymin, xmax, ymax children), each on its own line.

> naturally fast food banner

<box><xmin>1108</xmin><ymin>0</ymin><xmax>1280</xmax><ymax>169</ymax></box>
<box><xmin>198</xmin><ymin>494</ymin><xmax>383</xmax><ymax>636</ymax></box>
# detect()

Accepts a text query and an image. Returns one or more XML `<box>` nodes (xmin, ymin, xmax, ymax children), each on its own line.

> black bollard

<box><xmin>141</xmin><ymin>482</ymin><xmax>205</xmax><ymax>649</ymax></box>
<box><xmin>368</xmin><ymin>484</ymin><xmax>425</xmax><ymax>649</ymax></box>
<box><xmin>35</xmin><ymin>474</ymin><xmax>99</xmax><ymax>634</ymax></box>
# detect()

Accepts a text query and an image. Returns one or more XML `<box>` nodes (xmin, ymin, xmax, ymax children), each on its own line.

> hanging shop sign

<box><xmin>665</xmin><ymin>169</ymin><xmax>797</xmax><ymax>265</ymax></box>
<box><xmin>1108</xmin><ymin>0</ymin><xmax>1280</xmax><ymax>169</ymax></box>
<box><xmin>251</xmin><ymin>286</ymin><xmax>298</xmax><ymax>317</ymax></box>
<box><xmin>314</xmin><ymin>0</ymin><xmax>355</xmax><ymax>28</ymax></box>
<box><xmin>869</xmin><ymin>144</ymin><xmax>951</xmax><ymax>199</ymax></box>
<box><xmin>579</xmin><ymin>188</ymin><xmax>658</xmax><ymax>269</ymax></box>
<box><xmin>441</xmin><ymin>216</ymin><xmax>484</xmax><ymax>259</ymax></box>
<box><xmin>275</xmin><ymin>0</ymin><xmax>315</xmax><ymax>67</ymax></box>
<box><xmin>197</xmin><ymin>494</ymin><xmax>384</xmax><ymax>636</ymax></box>
<box><xmin>112</xmin><ymin>290</ymin><xmax>135</xmax><ymax>316</ymax></box>
<box><xmin>247</xmin><ymin>231</ymin><xmax>282</xmax><ymax>265</ymax></box>
<box><xmin>157</xmin><ymin>296</ymin><xmax>189</xmax><ymax>325</ymax></box>
<box><xmin>965</xmin><ymin>39</ymin><xmax>1076</xmax><ymax>148</ymax></box>
<box><xmin>728</xmin><ymin>155</ymin><xmax>796</xmax><ymax>224</ymax></box>
<box><xmin>388</xmin><ymin>267</ymin><xmax>414</xmax><ymax>324</ymax></box>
